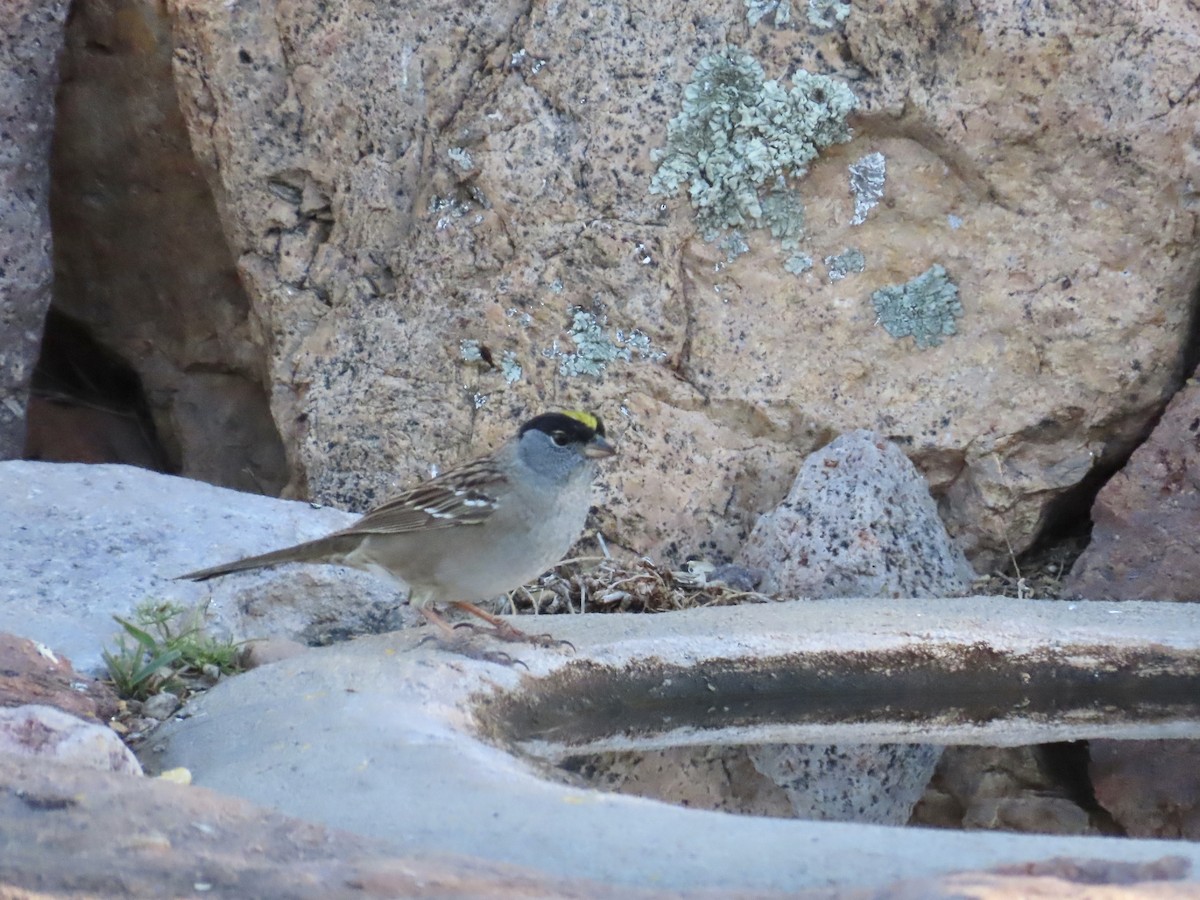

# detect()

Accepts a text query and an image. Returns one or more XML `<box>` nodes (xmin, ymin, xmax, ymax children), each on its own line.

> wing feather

<box><xmin>332</xmin><ymin>457</ymin><xmax>505</xmax><ymax>536</ymax></box>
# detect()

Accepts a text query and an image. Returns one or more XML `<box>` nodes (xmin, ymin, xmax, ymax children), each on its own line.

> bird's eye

<box><xmin>551</xmin><ymin>431</ymin><xmax>569</xmax><ymax>446</ymax></box>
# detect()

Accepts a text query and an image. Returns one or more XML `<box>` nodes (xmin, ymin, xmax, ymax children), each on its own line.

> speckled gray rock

<box><xmin>0</xmin><ymin>461</ymin><xmax>416</xmax><ymax>674</ymax></box>
<box><xmin>738</xmin><ymin>430</ymin><xmax>972</xmax><ymax>824</ymax></box>
<box><xmin>746</xmin><ymin>741</ymin><xmax>944</xmax><ymax>825</ymax></box>
<box><xmin>0</xmin><ymin>704</ymin><xmax>141</xmax><ymax>775</ymax></box>
<box><xmin>0</xmin><ymin>0</ymin><xmax>70</xmax><ymax>457</ymax></box>
<box><xmin>738</xmin><ymin>430</ymin><xmax>975</xmax><ymax>598</ymax></box>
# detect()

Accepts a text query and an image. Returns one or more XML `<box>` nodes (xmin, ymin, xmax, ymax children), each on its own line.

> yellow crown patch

<box><xmin>562</xmin><ymin>410</ymin><xmax>599</xmax><ymax>431</ymax></box>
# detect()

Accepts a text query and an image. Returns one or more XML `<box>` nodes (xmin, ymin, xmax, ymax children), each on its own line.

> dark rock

<box><xmin>1090</xmin><ymin>740</ymin><xmax>1200</xmax><ymax>840</ymax></box>
<box><xmin>1065</xmin><ymin>371</ymin><xmax>1200</xmax><ymax>601</ymax></box>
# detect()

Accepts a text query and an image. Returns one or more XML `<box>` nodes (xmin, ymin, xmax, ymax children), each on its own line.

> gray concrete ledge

<box><xmin>148</xmin><ymin>596</ymin><xmax>1200</xmax><ymax>892</ymax></box>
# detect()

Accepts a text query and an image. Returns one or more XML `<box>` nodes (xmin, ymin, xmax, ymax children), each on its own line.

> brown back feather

<box><xmin>333</xmin><ymin>456</ymin><xmax>506</xmax><ymax>536</ymax></box>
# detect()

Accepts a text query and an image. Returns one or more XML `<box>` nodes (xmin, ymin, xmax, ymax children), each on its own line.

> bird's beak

<box><xmin>584</xmin><ymin>435</ymin><xmax>617</xmax><ymax>459</ymax></box>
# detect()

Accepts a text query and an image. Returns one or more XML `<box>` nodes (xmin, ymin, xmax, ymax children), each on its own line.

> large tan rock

<box><xmin>153</xmin><ymin>0</ymin><xmax>1199</xmax><ymax>565</ymax></box>
<box><xmin>0</xmin><ymin>0</ymin><xmax>70</xmax><ymax>458</ymax></box>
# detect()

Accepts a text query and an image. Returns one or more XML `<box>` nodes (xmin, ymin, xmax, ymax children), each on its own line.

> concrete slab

<box><xmin>147</xmin><ymin>597</ymin><xmax>1200</xmax><ymax>893</ymax></box>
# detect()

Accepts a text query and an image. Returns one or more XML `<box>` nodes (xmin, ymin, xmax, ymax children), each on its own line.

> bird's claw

<box><xmin>416</xmin><ymin>631</ymin><xmax>527</xmax><ymax>668</ymax></box>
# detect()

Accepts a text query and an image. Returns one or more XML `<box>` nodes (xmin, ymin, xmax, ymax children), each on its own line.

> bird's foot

<box><xmin>448</xmin><ymin>601</ymin><xmax>574</xmax><ymax>651</ymax></box>
<box><xmin>463</xmin><ymin>619</ymin><xmax>575</xmax><ymax>650</ymax></box>
<box><xmin>415</xmin><ymin>630</ymin><xmax>528</xmax><ymax>668</ymax></box>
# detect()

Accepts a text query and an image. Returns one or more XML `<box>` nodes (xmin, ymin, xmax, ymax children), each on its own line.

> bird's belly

<box><xmin>429</xmin><ymin>515</ymin><xmax>575</xmax><ymax>602</ymax></box>
<box><xmin>355</xmin><ymin>516</ymin><xmax>577</xmax><ymax>605</ymax></box>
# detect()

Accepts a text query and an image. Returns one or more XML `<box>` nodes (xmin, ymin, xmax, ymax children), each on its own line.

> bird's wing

<box><xmin>335</xmin><ymin>457</ymin><xmax>505</xmax><ymax>535</ymax></box>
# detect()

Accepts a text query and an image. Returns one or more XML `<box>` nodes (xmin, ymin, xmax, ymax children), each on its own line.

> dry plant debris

<box><xmin>502</xmin><ymin>556</ymin><xmax>775</xmax><ymax>616</ymax></box>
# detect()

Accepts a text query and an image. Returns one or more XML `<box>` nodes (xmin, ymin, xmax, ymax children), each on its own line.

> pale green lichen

<box><xmin>761</xmin><ymin>179</ymin><xmax>806</xmax><ymax>250</ymax></box>
<box><xmin>459</xmin><ymin>339</ymin><xmax>483</xmax><ymax>362</ymax></box>
<box><xmin>872</xmin><ymin>264</ymin><xmax>962</xmax><ymax>349</ymax></box>
<box><xmin>720</xmin><ymin>231</ymin><xmax>750</xmax><ymax>263</ymax></box>
<box><xmin>505</xmin><ymin>307</ymin><xmax>533</xmax><ymax>327</ymax></box>
<box><xmin>447</xmin><ymin>147</ymin><xmax>474</xmax><ymax>172</ymax></box>
<box><xmin>559</xmin><ymin>310</ymin><xmax>621</xmax><ymax>377</ymax></box>
<box><xmin>500</xmin><ymin>351</ymin><xmax>523</xmax><ymax>384</ymax></box>
<box><xmin>650</xmin><ymin>46</ymin><xmax>857</xmax><ymax>246</ymax></box>
<box><xmin>825</xmin><ymin>247</ymin><xmax>865</xmax><ymax>281</ymax></box>
<box><xmin>746</xmin><ymin>0</ymin><xmax>791</xmax><ymax>26</ymax></box>
<box><xmin>618</xmin><ymin>329</ymin><xmax>662</xmax><ymax>362</ymax></box>
<box><xmin>784</xmin><ymin>253</ymin><xmax>813</xmax><ymax>274</ymax></box>
<box><xmin>557</xmin><ymin>310</ymin><xmax>665</xmax><ymax>378</ymax></box>
<box><xmin>807</xmin><ymin>0</ymin><xmax>851</xmax><ymax>30</ymax></box>
<box><xmin>848</xmin><ymin>152</ymin><xmax>885</xmax><ymax>225</ymax></box>
<box><xmin>429</xmin><ymin>194</ymin><xmax>476</xmax><ymax>231</ymax></box>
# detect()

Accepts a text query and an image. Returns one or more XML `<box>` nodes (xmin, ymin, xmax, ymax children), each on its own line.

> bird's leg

<box><xmin>449</xmin><ymin>601</ymin><xmax>574</xmax><ymax>650</ymax></box>
<box><xmin>416</xmin><ymin>606</ymin><xmax>524</xmax><ymax>666</ymax></box>
<box><xmin>418</xmin><ymin>605</ymin><xmax>462</xmax><ymax>639</ymax></box>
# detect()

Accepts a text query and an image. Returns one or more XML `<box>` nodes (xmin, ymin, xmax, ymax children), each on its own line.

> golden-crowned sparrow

<box><xmin>179</xmin><ymin>411</ymin><xmax>615</xmax><ymax>643</ymax></box>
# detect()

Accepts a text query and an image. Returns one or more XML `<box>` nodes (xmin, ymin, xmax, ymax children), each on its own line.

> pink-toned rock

<box><xmin>147</xmin><ymin>0</ymin><xmax>1200</xmax><ymax>571</ymax></box>
<box><xmin>1090</xmin><ymin>740</ymin><xmax>1200</xmax><ymax>840</ymax></box>
<box><xmin>0</xmin><ymin>704</ymin><xmax>140</xmax><ymax>775</ymax></box>
<box><xmin>0</xmin><ymin>632</ymin><xmax>120</xmax><ymax>722</ymax></box>
<box><xmin>1064</xmin><ymin>371</ymin><xmax>1200</xmax><ymax>601</ymax></box>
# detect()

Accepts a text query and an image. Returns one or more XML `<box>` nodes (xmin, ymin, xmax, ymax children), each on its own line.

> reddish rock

<box><xmin>1065</xmin><ymin>372</ymin><xmax>1200</xmax><ymax>601</ymax></box>
<box><xmin>0</xmin><ymin>632</ymin><xmax>120</xmax><ymax>721</ymax></box>
<box><xmin>48</xmin><ymin>0</ymin><xmax>287</xmax><ymax>493</ymax></box>
<box><xmin>1090</xmin><ymin>740</ymin><xmax>1200</xmax><ymax>840</ymax></box>
<box><xmin>0</xmin><ymin>753</ymin><xmax>736</xmax><ymax>899</ymax></box>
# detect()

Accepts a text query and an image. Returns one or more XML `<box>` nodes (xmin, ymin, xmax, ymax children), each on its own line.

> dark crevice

<box><xmin>43</xmin><ymin>0</ymin><xmax>289</xmax><ymax>497</ymax></box>
<box><xmin>1017</xmin><ymin>261</ymin><xmax>1200</xmax><ymax>567</ymax></box>
<box><xmin>23</xmin><ymin>307</ymin><xmax>171</xmax><ymax>472</ymax></box>
<box><xmin>1036</xmin><ymin>741</ymin><xmax>1125</xmax><ymax>836</ymax></box>
<box><xmin>1180</xmin><ymin>263</ymin><xmax>1200</xmax><ymax>382</ymax></box>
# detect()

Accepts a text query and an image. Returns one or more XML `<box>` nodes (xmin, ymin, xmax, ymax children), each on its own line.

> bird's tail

<box><xmin>176</xmin><ymin>533</ymin><xmax>362</xmax><ymax>582</ymax></box>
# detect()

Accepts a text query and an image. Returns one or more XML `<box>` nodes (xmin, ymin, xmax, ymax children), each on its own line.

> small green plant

<box><xmin>102</xmin><ymin>600</ymin><xmax>242</xmax><ymax>701</ymax></box>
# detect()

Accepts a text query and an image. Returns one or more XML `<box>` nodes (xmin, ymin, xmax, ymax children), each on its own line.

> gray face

<box><xmin>516</xmin><ymin>427</ymin><xmax>595</xmax><ymax>486</ymax></box>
